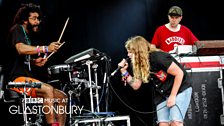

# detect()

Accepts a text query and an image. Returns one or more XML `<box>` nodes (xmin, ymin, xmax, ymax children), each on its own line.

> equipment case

<box><xmin>176</xmin><ymin>56</ymin><xmax>224</xmax><ymax>126</ymax></box>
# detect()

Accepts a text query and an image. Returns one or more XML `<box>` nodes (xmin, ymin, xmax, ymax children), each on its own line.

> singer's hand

<box><xmin>118</xmin><ymin>58</ymin><xmax>128</xmax><ymax>73</ymax></box>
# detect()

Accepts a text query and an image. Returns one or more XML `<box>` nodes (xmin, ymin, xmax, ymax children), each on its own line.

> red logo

<box><xmin>155</xmin><ymin>70</ymin><xmax>167</xmax><ymax>82</ymax></box>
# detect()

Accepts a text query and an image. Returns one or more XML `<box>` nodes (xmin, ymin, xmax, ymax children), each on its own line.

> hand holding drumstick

<box><xmin>48</xmin><ymin>42</ymin><xmax>61</xmax><ymax>52</ymax></box>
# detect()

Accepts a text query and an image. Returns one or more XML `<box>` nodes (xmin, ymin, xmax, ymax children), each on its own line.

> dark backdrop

<box><xmin>0</xmin><ymin>0</ymin><xmax>224</xmax><ymax>126</ymax></box>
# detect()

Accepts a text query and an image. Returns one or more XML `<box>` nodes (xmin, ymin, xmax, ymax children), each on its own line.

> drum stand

<box><xmin>67</xmin><ymin>70</ymin><xmax>81</xmax><ymax>126</ymax></box>
<box><xmin>67</xmin><ymin>68</ymin><xmax>92</xmax><ymax>126</ymax></box>
<box><xmin>66</xmin><ymin>60</ymin><xmax>101</xmax><ymax>126</ymax></box>
<box><xmin>86</xmin><ymin>60</ymin><xmax>101</xmax><ymax>113</ymax></box>
<box><xmin>68</xmin><ymin>90</ymin><xmax>74</xmax><ymax>126</ymax></box>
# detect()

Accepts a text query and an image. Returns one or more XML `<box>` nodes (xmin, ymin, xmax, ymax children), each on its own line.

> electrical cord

<box><xmin>109</xmin><ymin>81</ymin><xmax>189</xmax><ymax>126</ymax></box>
<box><xmin>109</xmin><ymin>81</ymin><xmax>166</xmax><ymax>114</ymax></box>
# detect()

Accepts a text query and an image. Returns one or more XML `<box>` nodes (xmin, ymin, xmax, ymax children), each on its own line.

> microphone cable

<box><xmin>109</xmin><ymin>81</ymin><xmax>166</xmax><ymax>114</ymax></box>
<box><xmin>109</xmin><ymin>80</ymin><xmax>186</xmax><ymax>125</ymax></box>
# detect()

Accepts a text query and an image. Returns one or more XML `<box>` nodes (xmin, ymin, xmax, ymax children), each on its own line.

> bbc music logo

<box><xmin>23</xmin><ymin>97</ymin><xmax>69</xmax><ymax>104</ymax></box>
<box><xmin>23</xmin><ymin>97</ymin><xmax>44</xmax><ymax>103</ymax></box>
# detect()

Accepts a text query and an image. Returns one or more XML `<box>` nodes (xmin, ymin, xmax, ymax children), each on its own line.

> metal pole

<box><xmin>86</xmin><ymin>60</ymin><xmax>94</xmax><ymax>113</ymax></box>
<box><xmin>93</xmin><ymin>64</ymin><xmax>100</xmax><ymax>112</ymax></box>
<box><xmin>68</xmin><ymin>90</ymin><xmax>73</xmax><ymax>126</ymax></box>
<box><xmin>23</xmin><ymin>87</ymin><xmax>28</xmax><ymax>126</ymax></box>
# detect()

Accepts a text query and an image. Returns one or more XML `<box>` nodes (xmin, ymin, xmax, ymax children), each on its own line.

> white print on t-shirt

<box><xmin>165</xmin><ymin>36</ymin><xmax>185</xmax><ymax>45</ymax></box>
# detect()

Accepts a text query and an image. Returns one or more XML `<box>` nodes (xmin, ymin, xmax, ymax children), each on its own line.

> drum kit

<box><xmin>47</xmin><ymin>48</ymin><xmax>111</xmax><ymax>125</ymax></box>
<box><xmin>44</xmin><ymin>18</ymin><xmax>112</xmax><ymax>125</ymax></box>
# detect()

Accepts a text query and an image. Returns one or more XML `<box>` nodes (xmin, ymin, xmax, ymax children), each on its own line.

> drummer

<box><xmin>4</xmin><ymin>3</ymin><xmax>67</xmax><ymax>126</ymax></box>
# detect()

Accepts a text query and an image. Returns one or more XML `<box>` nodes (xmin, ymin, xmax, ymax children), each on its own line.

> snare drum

<box><xmin>48</xmin><ymin>64</ymin><xmax>73</xmax><ymax>83</ymax></box>
<box><xmin>48</xmin><ymin>64</ymin><xmax>72</xmax><ymax>75</ymax></box>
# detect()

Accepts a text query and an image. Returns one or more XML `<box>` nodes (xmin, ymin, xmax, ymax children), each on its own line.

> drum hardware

<box><xmin>86</xmin><ymin>60</ymin><xmax>98</xmax><ymax>113</ymax></box>
<box><xmin>64</xmin><ymin>48</ymin><xmax>113</xmax><ymax>125</ymax></box>
<box><xmin>70</xmin><ymin>77</ymin><xmax>89</xmax><ymax>85</ymax></box>
<box><xmin>68</xmin><ymin>90</ymin><xmax>74</xmax><ymax>126</ymax></box>
<box><xmin>93</xmin><ymin>64</ymin><xmax>100</xmax><ymax>112</ymax></box>
<box><xmin>66</xmin><ymin>77</ymin><xmax>92</xmax><ymax>126</ymax></box>
<box><xmin>70</xmin><ymin>78</ymin><xmax>101</xmax><ymax>89</ymax></box>
<box><xmin>48</xmin><ymin>64</ymin><xmax>72</xmax><ymax>75</ymax></box>
<box><xmin>69</xmin><ymin>60</ymin><xmax>103</xmax><ymax>126</ymax></box>
<box><xmin>64</xmin><ymin>48</ymin><xmax>102</xmax><ymax>64</ymax></box>
<box><xmin>48</xmin><ymin>64</ymin><xmax>73</xmax><ymax>83</ymax></box>
<box><xmin>67</xmin><ymin>59</ymin><xmax>102</xmax><ymax>114</ymax></box>
<box><xmin>72</xmin><ymin>70</ymin><xmax>88</xmax><ymax>79</ymax></box>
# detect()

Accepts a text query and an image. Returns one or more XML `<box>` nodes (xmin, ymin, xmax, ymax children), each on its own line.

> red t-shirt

<box><xmin>151</xmin><ymin>25</ymin><xmax>198</xmax><ymax>52</ymax></box>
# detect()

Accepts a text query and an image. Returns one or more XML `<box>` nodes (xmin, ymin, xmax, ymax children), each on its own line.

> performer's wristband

<box><xmin>121</xmin><ymin>71</ymin><xmax>129</xmax><ymax>77</ymax></box>
<box><xmin>42</xmin><ymin>46</ymin><xmax>45</xmax><ymax>53</ymax></box>
<box><xmin>36</xmin><ymin>46</ymin><xmax>40</xmax><ymax>56</ymax></box>
<box><xmin>45</xmin><ymin>46</ymin><xmax>48</xmax><ymax>53</ymax></box>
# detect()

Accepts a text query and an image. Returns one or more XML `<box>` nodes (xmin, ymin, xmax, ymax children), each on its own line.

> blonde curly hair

<box><xmin>125</xmin><ymin>36</ymin><xmax>160</xmax><ymax>83</ymax></box>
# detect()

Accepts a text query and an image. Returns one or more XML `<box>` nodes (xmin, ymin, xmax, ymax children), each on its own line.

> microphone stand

<box><xmin>104</xmin><ymin>72</ymin><xmax>109</xmax><ymax>112</ymax></box>
<box><xmin>104</xmin><ymin>58</ymin><xmax>111</xmax><ymax>112</ymax></box>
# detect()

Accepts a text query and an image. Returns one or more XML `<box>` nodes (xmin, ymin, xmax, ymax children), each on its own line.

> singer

<box><xmin>117</xmin><ymin>36</ymin><xmax>192</xmax><ymax>126</ymax></box>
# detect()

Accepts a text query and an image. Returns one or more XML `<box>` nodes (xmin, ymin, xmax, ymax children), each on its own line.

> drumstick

<box><xmin>46</xmin><ymin>41</ymin><xmax>65</xmax><ymax>59</ymax></box>
<box><xmin>46</xmin><ymin>17</ymin><xmax>69</xmax><ymax>59</ymax></box>
<box><xmin>58</xmin><ymin>17</ymin><xmax>69</xmax><ymax>43</ymax></box>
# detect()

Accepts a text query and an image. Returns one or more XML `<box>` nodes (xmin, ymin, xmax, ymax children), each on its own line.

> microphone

<box><xmin>110</xmin><ymin>57</ymin><xmax>129</xmax><ymax>76</ymax></box>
